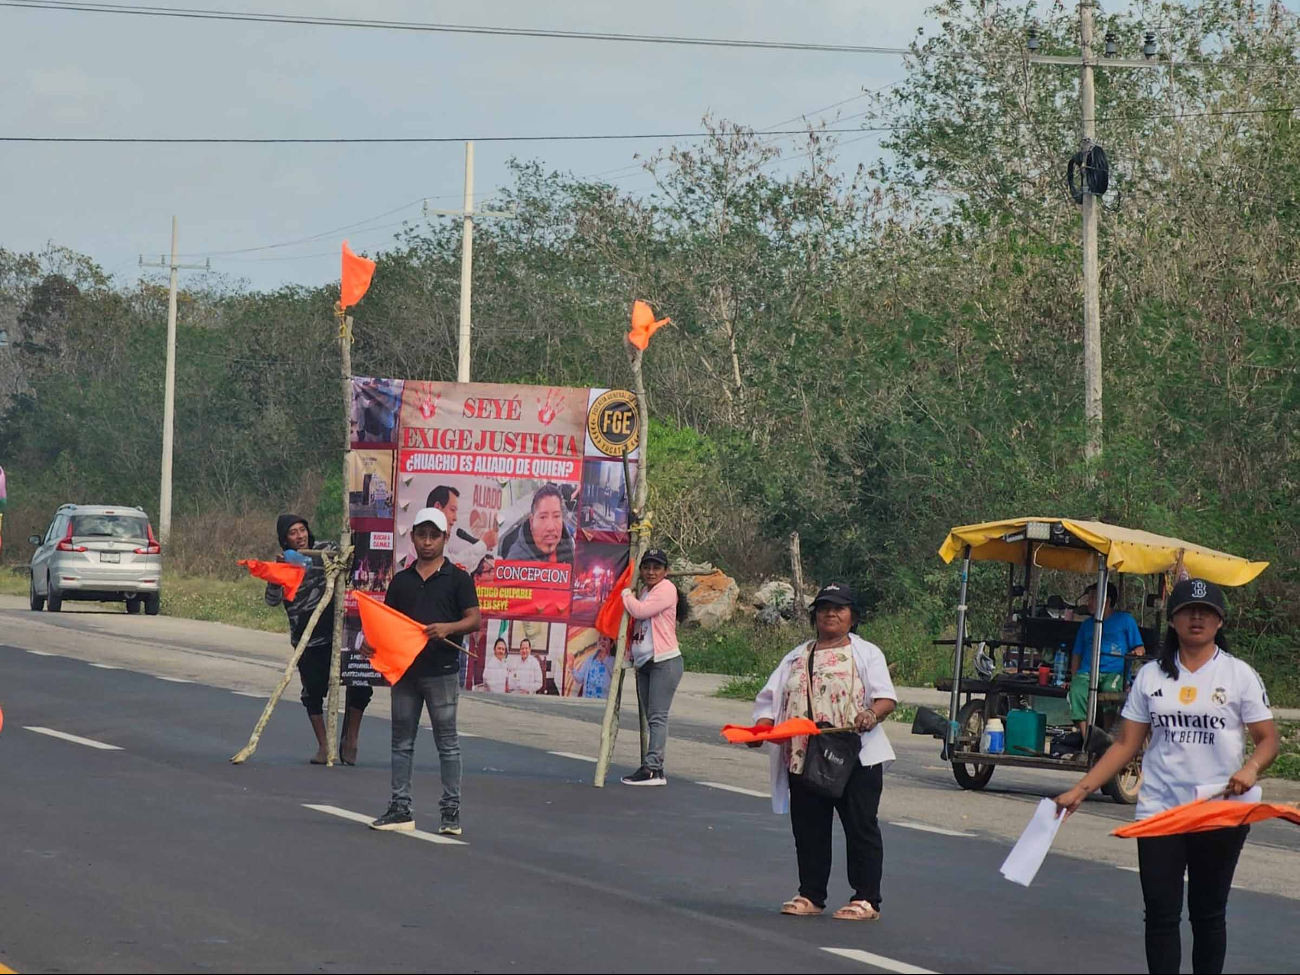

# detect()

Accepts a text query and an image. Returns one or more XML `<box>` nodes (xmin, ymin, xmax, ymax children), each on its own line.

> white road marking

<box><xmin>548</xmin><ymin>751</ymin><xmax>597</xmax><ymax>763</ymax></box>
<box><xmin>458</xmin><ymin>732</ymin><xmax>480</xmax><ymax>738</ymax></box>
<box><xmin>232</xmin><ymin>691</ymin><xmax>264</xmax><ymax>698</ymax></box>
<box><xmin>822</xmin><ymin>946</ymin><xmax>938</xmax><ymax>974</ymax></box>
<box><xmin>155</xmin><ymin>676</ymin><xmax>194</xmax><ymax>683</ymax></box>
<box><xmin>89</xmin><ymin>663</ymin><xmax>121</xmax><ymax>670</ymax></box>
<box><xmin>889</xmin><ymin>821</ymin><xmax>976</xmax><ymax>838</ymax></box>
<box><xmin>303</xmin><ymin>804</ymin><xmax>466</xmax><ymax>846</ymax></box>
<box><xmin>697</xmin><ymin>781</ymin><xmax>769</xmax><ymax>798</ymax></box>
<box><xmin>24</xmin><ymin>726</ymin><xmax>123</xmax><ymax>751</ymax></box>
<box><xmin>26</xmin><ymin>650</ymin><xmax>57</xmax><ymax>656</ymax></box>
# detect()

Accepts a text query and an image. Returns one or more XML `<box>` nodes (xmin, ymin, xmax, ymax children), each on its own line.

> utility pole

<box><xmin>1028</xmin><ymin>3</ymin><xmax>1166</xmax><ymax>471</ymax></box>
<box><xmin>140</xmin><ymin>217</ymin><xmax>208</xmax><ymax>545</ymax></box>
<box><xmin>1079</xmin><ymin>2</ymin><xmax>1102</xmax><ymax>466</ymax></box>
<box><xmin>424</xmin><ymin>142</ymin><xmax>516</xmax><ymax>383</ymax></box>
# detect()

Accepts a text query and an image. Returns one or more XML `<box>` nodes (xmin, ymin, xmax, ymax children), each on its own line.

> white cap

<box><xmin>411</xmin><ymin>507</ymin><xmax>449</xmax><ymax>533</ymax></box>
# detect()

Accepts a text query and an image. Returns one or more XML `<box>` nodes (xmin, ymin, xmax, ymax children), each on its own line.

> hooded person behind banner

<box><xmin>265</xmin><ymin>513</ymin><xmax>372</xmax><ymax>763</ymax></box>
<box><xmin>503</xmin><ymin>483</ymin><xmax>575</xmax><ymax>563</ymax></box>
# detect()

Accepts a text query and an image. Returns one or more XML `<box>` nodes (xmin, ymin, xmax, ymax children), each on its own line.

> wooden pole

<box><xmin>324</xmin><ymin>307</ymin><xmax>353</xmax><ymax>766</ymax></box>
<box><xmin>593</xmin><ymin>340</ymin><xmax>652</xmax><ymax>787</ymax></box>
<box><xmin>789</xmin><ymin>531</ymin><xmax>805</xmax><ymax>611</ymax></box>
<box><xmin>230</xmin><ymin>568</ymin><xmax>339</xmax><ymax>764</ymax></box>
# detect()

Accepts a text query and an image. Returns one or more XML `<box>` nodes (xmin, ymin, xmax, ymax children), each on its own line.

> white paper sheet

<box><xmin>1195</xmin><ymin>782</ymin><xmax>1263</xmax><ymax>804</ymax></box>
<box><xmin>1000</xmin><ymin>798</ymin><xmax>1065</xmax><ymax>887</ymax></box>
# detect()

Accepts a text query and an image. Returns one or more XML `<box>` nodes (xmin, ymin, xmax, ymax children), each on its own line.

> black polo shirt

<box><xmin>384</xmin><ymin>558</ymin><xmax>479</xmax><ymax>678</ymax></box>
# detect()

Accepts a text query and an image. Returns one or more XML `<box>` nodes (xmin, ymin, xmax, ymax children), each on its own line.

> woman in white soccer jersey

<box><xmin>1055</xmin><ymin>578</ymin><xmax>1280</xmax><ymax>975</ymax></box>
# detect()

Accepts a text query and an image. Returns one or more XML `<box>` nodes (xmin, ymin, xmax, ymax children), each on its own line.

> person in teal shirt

<box><xmin>1069</xmin><ymin>582</ymin><xmax>1145</xmax><ymax>737</ymax></box>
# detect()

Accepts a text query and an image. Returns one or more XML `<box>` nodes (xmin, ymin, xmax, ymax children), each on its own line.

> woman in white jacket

<box><xmin>751</xmin><ymin>583</ymin><xmax>898</xmax><ymax>921</ymax></box>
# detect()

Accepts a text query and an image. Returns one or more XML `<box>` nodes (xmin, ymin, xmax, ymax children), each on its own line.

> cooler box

<box><xmin>1006</xmin><ymin>709</ymin><xmax>1047</xmax><ymax>757</ymax></box>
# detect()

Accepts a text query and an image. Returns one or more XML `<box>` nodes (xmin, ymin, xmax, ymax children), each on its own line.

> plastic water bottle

<box><xmin>980</xmin><ymin>717</ymin><xmax>1005</xmax><ymax>755</ymax></box>
<box><xmin>1053</xmin><ymin>645</ymin><xmax>1068</xmax><ymax>686</ymax></box>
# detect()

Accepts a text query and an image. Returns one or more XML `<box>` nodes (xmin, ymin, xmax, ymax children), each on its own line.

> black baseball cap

<box><xmin>641</xmin><ymin>548</ymin><xmax>670</xmax><ymax>567</ymax></box>
<box><xmin>1167</xmin><ymin>578</ymin><xmax>1226</xmax><ymax>619</ymax></box>
<box><xmin>812</xmin><ymin>582</ymin><xmax>857</xmax><ymax>608</ymax></box>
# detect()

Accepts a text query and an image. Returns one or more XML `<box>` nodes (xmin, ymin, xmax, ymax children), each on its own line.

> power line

<box><xmin>0</xmin><ymin>0</ymin><xmax>913</xmax><ymax>55</ymax></box>
<box><xmin>0</xmin><ymin>127</ymin><xmax>878</xmax><ymax>144</ymax></box>
<box><xmin>175</xmin><ymin>206</ymin><xmax>422</xmax><ymax>258</ymax></box>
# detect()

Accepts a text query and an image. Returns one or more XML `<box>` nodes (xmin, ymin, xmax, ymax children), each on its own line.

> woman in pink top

<box><xmin>620</xmin><ymin>548</ymin><xmax>685</xmax><ymax>786</ymax></box>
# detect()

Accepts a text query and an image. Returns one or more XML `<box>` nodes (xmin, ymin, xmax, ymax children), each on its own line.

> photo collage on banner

<box><xmin>344</xmin><ymin>378</ymin><xmax>639</xmax><ymax>698</ymax></box>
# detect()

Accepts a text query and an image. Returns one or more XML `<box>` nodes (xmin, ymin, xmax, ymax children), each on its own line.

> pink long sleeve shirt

<box><xmin>621</xmin><ymin>579</ymin><xmax>681</xmax><ymax>668</ymax></box>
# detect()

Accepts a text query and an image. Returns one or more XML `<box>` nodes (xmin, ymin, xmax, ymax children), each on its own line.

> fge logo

<box><xmin>587</xmin><ymin>389</ymin><xmax>640</xmax><ymax>457</ymax></box>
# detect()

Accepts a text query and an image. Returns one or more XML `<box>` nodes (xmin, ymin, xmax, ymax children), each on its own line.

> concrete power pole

<box><xmin>140</xmin><ymin>217</ymin><xmax>208</xmax><ymax>545</ymax></box>
<box><xmin>424</xmin><ymin>143</ymin><xmax>516</xmax><ymax>383</ymax></box>
<box><xmin>1079</xmin><ymin>2</ymin><xmax>1102</xmax><ymax>466</ymax></box>
<box><xmin>1029</xmin><ymin>3</ymin><xmax>1168</xmax><ymax>471</ymax></box>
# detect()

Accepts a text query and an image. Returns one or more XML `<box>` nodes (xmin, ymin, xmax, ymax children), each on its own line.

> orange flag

<box><xmin>353</xmin><ymin>590</ymin><xmax>431</xmax><ymax>685</ymax></box>
<box><xmin>627</xmin><ymin>299</ymin><xmax>670</xmax><ymax>350</ymax></box>
<box><xmin>340</xmin><ymin>240</ymin><xmax>377</xmax><ymax>309</ymax></box>
<box><xmin>594</xmin><ymin>563</ymin><xmax>634</xmax><ymax>641</ymax></box>
<box><xmin>721</xmin><ymin>717</ymin><xmax>822</xmax><ymax>744</ymax></box>
<box><xmin>1112</xmin><ymin>798</ymin><xmax>1300</xmax><ymax>838</ymax></box>
<box><xmin>238</xmin><ymin>559</ymin><xmax>306</xmax><ymax>602</ymax></box>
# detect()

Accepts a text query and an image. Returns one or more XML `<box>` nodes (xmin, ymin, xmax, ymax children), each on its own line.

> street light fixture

<box><xmin>1027</xmin><ymin>24</ymin><xmax>1041</xmax><ymax>53</ymax></box>
<box><xmin>1105</xmin><ymin>31</ymin><xmax>1118</xmax><ymax>57</ymax></box>
<box><xmin>1143</xmin><ymin>30</ymin><xmax>1158</xmax><ymax>59</ymax></box>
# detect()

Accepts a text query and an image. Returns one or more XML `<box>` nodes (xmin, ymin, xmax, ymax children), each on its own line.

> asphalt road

<box><xmin>1</xmin><ymin>632</ymin><xmax>1298</xmax><ymax>972</ymax></box>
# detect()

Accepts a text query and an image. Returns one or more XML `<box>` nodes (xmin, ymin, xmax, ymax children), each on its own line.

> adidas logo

<box><xmin>1151</xmin><ymin>688</ymin><xmax>1164</xmax><ymax>697</ymax></box>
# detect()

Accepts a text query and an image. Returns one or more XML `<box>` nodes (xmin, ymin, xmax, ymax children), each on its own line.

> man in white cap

<box><xmin>370</xmin><ymin>507</ymin><xmax>480</xmax><ymax>836</ymax></box>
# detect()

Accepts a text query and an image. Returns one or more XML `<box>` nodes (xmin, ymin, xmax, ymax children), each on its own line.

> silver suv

<box><xmin>28</xmin><ymin>504</ymin><xmax>163</xmax><ymax>614</ymax></box>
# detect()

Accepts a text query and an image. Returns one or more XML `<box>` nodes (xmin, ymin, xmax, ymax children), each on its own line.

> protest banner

<box><xmin>343</xmin><ymin>378</ymin><xmax>639</xmax><ymax>699</ymax></box>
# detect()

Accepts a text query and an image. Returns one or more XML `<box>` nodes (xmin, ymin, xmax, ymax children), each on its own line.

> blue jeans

<box><xmin>389</xmin><ymin>672</ymin><xmax>461</xmax><ymax>817</ymax></box>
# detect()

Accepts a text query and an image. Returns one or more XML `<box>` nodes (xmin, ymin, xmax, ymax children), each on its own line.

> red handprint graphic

<box><xmin>537</xmin><ymin>388</ymin><xmax>566</xmax><ymax>426</ymax></box>
<box><xmin>419</xmin><ymin>387</ymin><xmax>442</xmax><ymax>420</ymax></box>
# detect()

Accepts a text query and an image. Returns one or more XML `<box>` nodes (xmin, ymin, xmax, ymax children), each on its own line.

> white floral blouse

<box><xmin>781</xmin><ymin>642</ymin><xmax>865</xmax><ymax>774</ymax></box>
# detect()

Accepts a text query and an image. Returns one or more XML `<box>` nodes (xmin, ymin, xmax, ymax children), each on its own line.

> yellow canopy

<box><xmin>938</xmin><ymin>517</ymin><xmax>1268</xmax><ymax>586</ymax></box>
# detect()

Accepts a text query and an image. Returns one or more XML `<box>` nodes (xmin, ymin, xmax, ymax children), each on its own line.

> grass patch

<box><xmin>1253</xmin><ymin>720</ymin><xmax>1300</xmax><ymax>782</ymax></box>
<box><xmin>684</xmin><ymin>610</ymin><xmax>956</xmax><ymax>695</ymax></box>
<box><xmin>1</xmin><ymin>565</ymin><xmax>284</xmax><ymax>634</ymax></box>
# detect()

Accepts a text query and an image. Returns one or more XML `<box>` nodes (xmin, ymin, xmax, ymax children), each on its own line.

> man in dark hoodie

<box><xmin>504</xmin><ymin>483</ymin><xmax>574</xmax><ymax>563</ymax></box>
<box><xmin>265</xmin><ymin>514</ymin><xmax>372</xmax><ymax>764</ymax></box>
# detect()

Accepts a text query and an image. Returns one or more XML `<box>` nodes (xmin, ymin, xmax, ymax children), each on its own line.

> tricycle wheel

<box><xmin>1102</xmin><ymin>755</ymin><xmax>1143</xmax><ymax>805</ymax></box>
<box><xmin>951</xmin><ymin>699</ymin><xmax>995</xmax><ymax>791</ymax></box>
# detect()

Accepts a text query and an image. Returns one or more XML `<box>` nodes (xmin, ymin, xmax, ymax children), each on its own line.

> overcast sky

<box><xmin>2</xmin><ymin>1</ymin><xmax>939</xmax><ymax>290</ymax></box>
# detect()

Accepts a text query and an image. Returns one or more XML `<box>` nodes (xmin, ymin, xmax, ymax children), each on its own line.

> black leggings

<box><xmin>789</xmin><ymin>762</ymin><xmax>884</xmax><ymax>910</ymax></box>
<box><xmin>297</xmin><ymin>643</ymin><xmax>373</xmax><ymax>716</ymax></box>
<box><xmin>1137</xmin><ymin>826</ymin><xmax>1249</xmax><ymax>975</ymax></box>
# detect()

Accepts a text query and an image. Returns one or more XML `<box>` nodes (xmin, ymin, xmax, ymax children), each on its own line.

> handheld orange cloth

<box><xmin>721</xmin><ymin>717</ymin><xmax>824</xmax><ymax>744</ymax></box>
<box><xmin>238</xmin><ymin>559</ymin><xmax>306</xmax><ymax>602</ymax></box>
<box><xmin>353</xmin><ymin>590</ymin><xmax>445</xmax><ymax>685</ymax></box>
<box><xmin>1112</xmin><ymin>797</ymin><xmax>1300</xmax><ymax>838</ymax></box>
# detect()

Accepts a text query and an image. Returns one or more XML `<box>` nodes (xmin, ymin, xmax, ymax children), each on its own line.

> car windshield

<box><xmin>71</xmin><ymin>514</ymin><xmax>149</xmax><ymax>540</ymax></box>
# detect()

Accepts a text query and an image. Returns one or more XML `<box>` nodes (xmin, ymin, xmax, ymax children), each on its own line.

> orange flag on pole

<box><xmin>1112</xmin><ymin>798</ymin><xmax>1300</xmax><ymax>838</ymax></box>
<box><xmin>238</xmin><ymin>559</ymin><xmax>306</xmax><ymax>602</ymax></box>
<box><xmin>353</xmin><ymin>590</ymin><xmax>431</xmax><ymax>685</ymax></box>
<box><xmin>720</xmin><ymin>717</ymin><xmax>822</xmax><ymax>744</ymax></box>
<box><xmin>627</xmin><ymin>299</ymin><xmax>671</xmax><ymax>350</ymax></box>
<box><xmin>340</xmin><ymin>240</ymin><xmax>377</xmax><ymax>309</ymax></box>
<box><xmin>594</xmin><ymin>563</ymin><xmax>634</xmax><ymax>641</ymax></box>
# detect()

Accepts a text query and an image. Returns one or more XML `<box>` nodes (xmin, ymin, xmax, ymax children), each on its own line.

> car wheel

<box><xmin>47</xmin><ymin>576</ymin><xmax>63</xmax><ymax>613</ymax></box>
<box><xmin>143</xmin><ymin>592</ymin><xmax>161</xmax><ymax>616</ymax></box>
<box><xmin>29</xmin><ymin>573</ymin><xmax>46</xmax><ymax>611</ymax></box>
<box><xmin>125</xmin><ymin>596</ymin><xmax>143</xmax><ymax>615</ymax></box>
